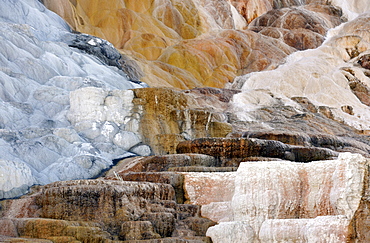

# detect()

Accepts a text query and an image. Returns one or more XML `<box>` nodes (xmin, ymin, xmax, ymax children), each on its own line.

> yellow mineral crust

<box><xmin>44</xmin><ymin>0</ymin><xmax>296</xmax><ymax>88</ymax></box>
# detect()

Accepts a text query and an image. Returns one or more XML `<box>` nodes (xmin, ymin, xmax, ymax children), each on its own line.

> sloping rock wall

<box><xmin>179</xmin><ymin>153</ymin><xmax>370</xmax><ymax>242</ymax></box>
<box><xmin>43</xmin><ymin>0</ymin><xmax>345</xmax><ymax>88</ymax></box>
<box><xmin>1</xmin><ymin>0</ymin><xmax>370</xmax><ymax>242</ymax></box>
<box><xmin>0</xmin><ymin>0</ymin><xmax>147</xmax><ymax>199</ymax></box>
<box><xmin>231</xmin><ymin>12</ymin><xmax>370</xmax><ymax>132</ymax></box>
<box><xmin>0</xmin><ymin>174</ymin><xmax>216</xmax><ymax>242</ymax></box>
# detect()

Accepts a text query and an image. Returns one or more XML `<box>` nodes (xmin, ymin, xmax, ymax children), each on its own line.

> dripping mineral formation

<box><xmin>0</xmin><ymin>0</ymin><xmax>370</xmax><ymax>242</ymax></box>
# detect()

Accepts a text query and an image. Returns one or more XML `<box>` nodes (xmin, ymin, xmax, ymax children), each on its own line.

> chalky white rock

<box><xmin>0</xmin><ymin>0</ymin><xmax>147</xmax><ymax>198</ymax></box>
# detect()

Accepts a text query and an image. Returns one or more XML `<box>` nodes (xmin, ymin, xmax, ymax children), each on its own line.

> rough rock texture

<box><xmin>184</xmin><ymin>153</ymin><xmax>370</xmax><ymax>242</ymax></box>
<box><xmin>128</xmin><ymin>86</ymin><xmax>370</xmax><ymax>158</ymax></box>
<box><xmin>68</xmin><ymin>86</ymin><xmax>240</xmax><ymax>157</ymax></box>
<box><xmin>182</xmin><ymin>172</ymin><xmax>236</xmax><ymax>206</ymax></box>
<box><xmin>132</xmin><ymin>87</ymin><xmax>238</xmax><ymax>155</ymax></box>
<box><xmin>2</xmin><ymin>0</ymin><xmax>370</xmax><ymax>242</ymax></box>
<box><xmin>248</xmin><ymin>4</ymin><xmax>343</xmax><ymax>50</ymax></box>
<box><xmin>177</xmin><ymin>137</ymin><xmax>338</xmax><ymax>164</ymax></box>
<box><xmin>0</xmin><ymin>0</ymin><xmax>147</xmax><ymax>198</ymax></box>
<box><xmin>231</xmin><ymin>12</ymin><xmax>370</xmax><ymax>133</ymax></box>
<box><xmin>64</xmin><ymin>32</ymin><xmax>144</xmax><ymax>81</ymax></box>
<box><xmin>230</xmin><ymin>0</ymin><xmax>357</xmax><ymax>24</ymax></box>
<box><xmin>2</xmin><ymin>0</ymin><xmax>369</xmax><ymax>200</ymax></box>
<box><xmin>229</xmin><ymin>0</ymin><xmax>305</xmax><ymax>23</ymax></box>
<box><xmin>105</xmin><ymin>154</ymin><xmax>217</xmax><ymax>175</ymax></box>
<box><xmin>329</xmin><ymin>0</ymin><xmax>370</xmax><ymax>20</ymax></box>
<box><xmin>43</xmin><ymin>0</ymin><xmax>348</xmax><ymax>88</ymax></box>
<box><xmin>238</xmin><ymin>131</ymin><xmax>370</xmax><ymax>157</ymax></box>
<box><xmin>0</xmin><ymin>176</ymin><xmax>216</xmax><ymax>242</ymax></box>
<box><xmin>42</xmin><ymin>0</ymin><xmax>244</xmax><ymax>88</ymax></box>
<box><xmin>67</xmin><ymin>87</ymin><xmax>151</xmax><ymax>157</ymax></box>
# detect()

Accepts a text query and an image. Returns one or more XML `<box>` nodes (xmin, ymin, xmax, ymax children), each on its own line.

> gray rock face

<box><xmin>65</xmin><ymin>34</ymin><xmax>121</xmax><ymax>66</ymax></box>
<box><xmin>64</xmin><ymin>33</ymin><xmax>146</xmax><ymax>82</ymax></box>
<box><xmin>0</xmin><ymin>0</ymin><xmax>148</xmax><ymax>199</ymax></box>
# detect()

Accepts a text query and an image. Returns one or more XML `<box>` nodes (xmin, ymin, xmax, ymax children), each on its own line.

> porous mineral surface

<box><xmin>43</xmin><ymin>0</ymin><xmax>350</xmax><ymax>88</ymax></box>
<box><xmin>201</xmin><ymin>153</ymin><xmax>370</xmax><ymax>242</ymax></box>
<box><xmin>1</xmin><ymin>0</ymin><xmax>370</xmax><ymax>242</ymax></box>
<box><xmin>0</xmin><ymin>0</ymin><xmax>148</xmax><ymax>199</ymax></box>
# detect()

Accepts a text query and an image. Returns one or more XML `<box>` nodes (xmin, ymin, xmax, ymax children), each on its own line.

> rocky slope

<box><xmin>191</xmin><ymin>153</ymin><xmax>370</xmax><ymax>242</ymax></box>
<box><xmin>0</xmin><ymin>0</ymin><xmax>151</xmax><ymax>199</ymax></box>
<box><xmin>43</xmin><ymin>0</ymin><xmax>346</xmax><ymax>88</ymax></box>
<box><xmin>0</xmin><ymin>0</ymin><xmax>370</xmax><ymax>242</ymax></box>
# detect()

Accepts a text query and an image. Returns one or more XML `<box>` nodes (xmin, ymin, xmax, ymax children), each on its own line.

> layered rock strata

<box><xmin>1</xmin><ymin>0</ymin><xmax>370</xmax><ymax>242</ymax></box>
<box><xmin>1</xmin><ymin>142</ymin><xmax>369</xmax><ymax>242</ymax></box>
<box><xmin>119</xmin><ymin>87</ymin><xmax>370</xmax><ymax>157</ymax></box>
<box><xmin>2</xmin><ymin>0</ymin><xmax>369</xmax><ymax>200</ymax></box>
<box><xmin>0</xmin><ymin>179</ymin><xmax>215</xmax><ymax>242</ymax></box>
<box><xmin>178</xmin><ymin>153</ymin><xmax>370</xmax><ymax>242</ymax></box>
<box><xmin>177</xmin><ymin>137</ymin><xmax>338</xmax><ymax>164</ymax></box>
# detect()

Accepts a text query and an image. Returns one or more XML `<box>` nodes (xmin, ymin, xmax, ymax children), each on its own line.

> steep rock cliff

<box><xmin>203</xmin><ymin>153</ymin><xmax>370</xmax><ymax>242</ymax></box>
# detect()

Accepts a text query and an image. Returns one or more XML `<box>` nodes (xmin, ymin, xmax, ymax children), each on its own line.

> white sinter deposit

<box><xmin>0</xmin><ymin>0</ymin><xmax>148</xmax><ymax>199</ymax></box>
<box><xmin>203</xmin><ymin>153</ymin><xmax>369</xmax><ymax>242</ymax></box>
<box><xmin>230</xmin><ymin>11</ymin><xmax>370</xmax><ymax>131</ymax></box>
<box><xmin>330</xmin><ymin>0</ymin><xmax>370</xmax><ymax>20</ymax></box>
